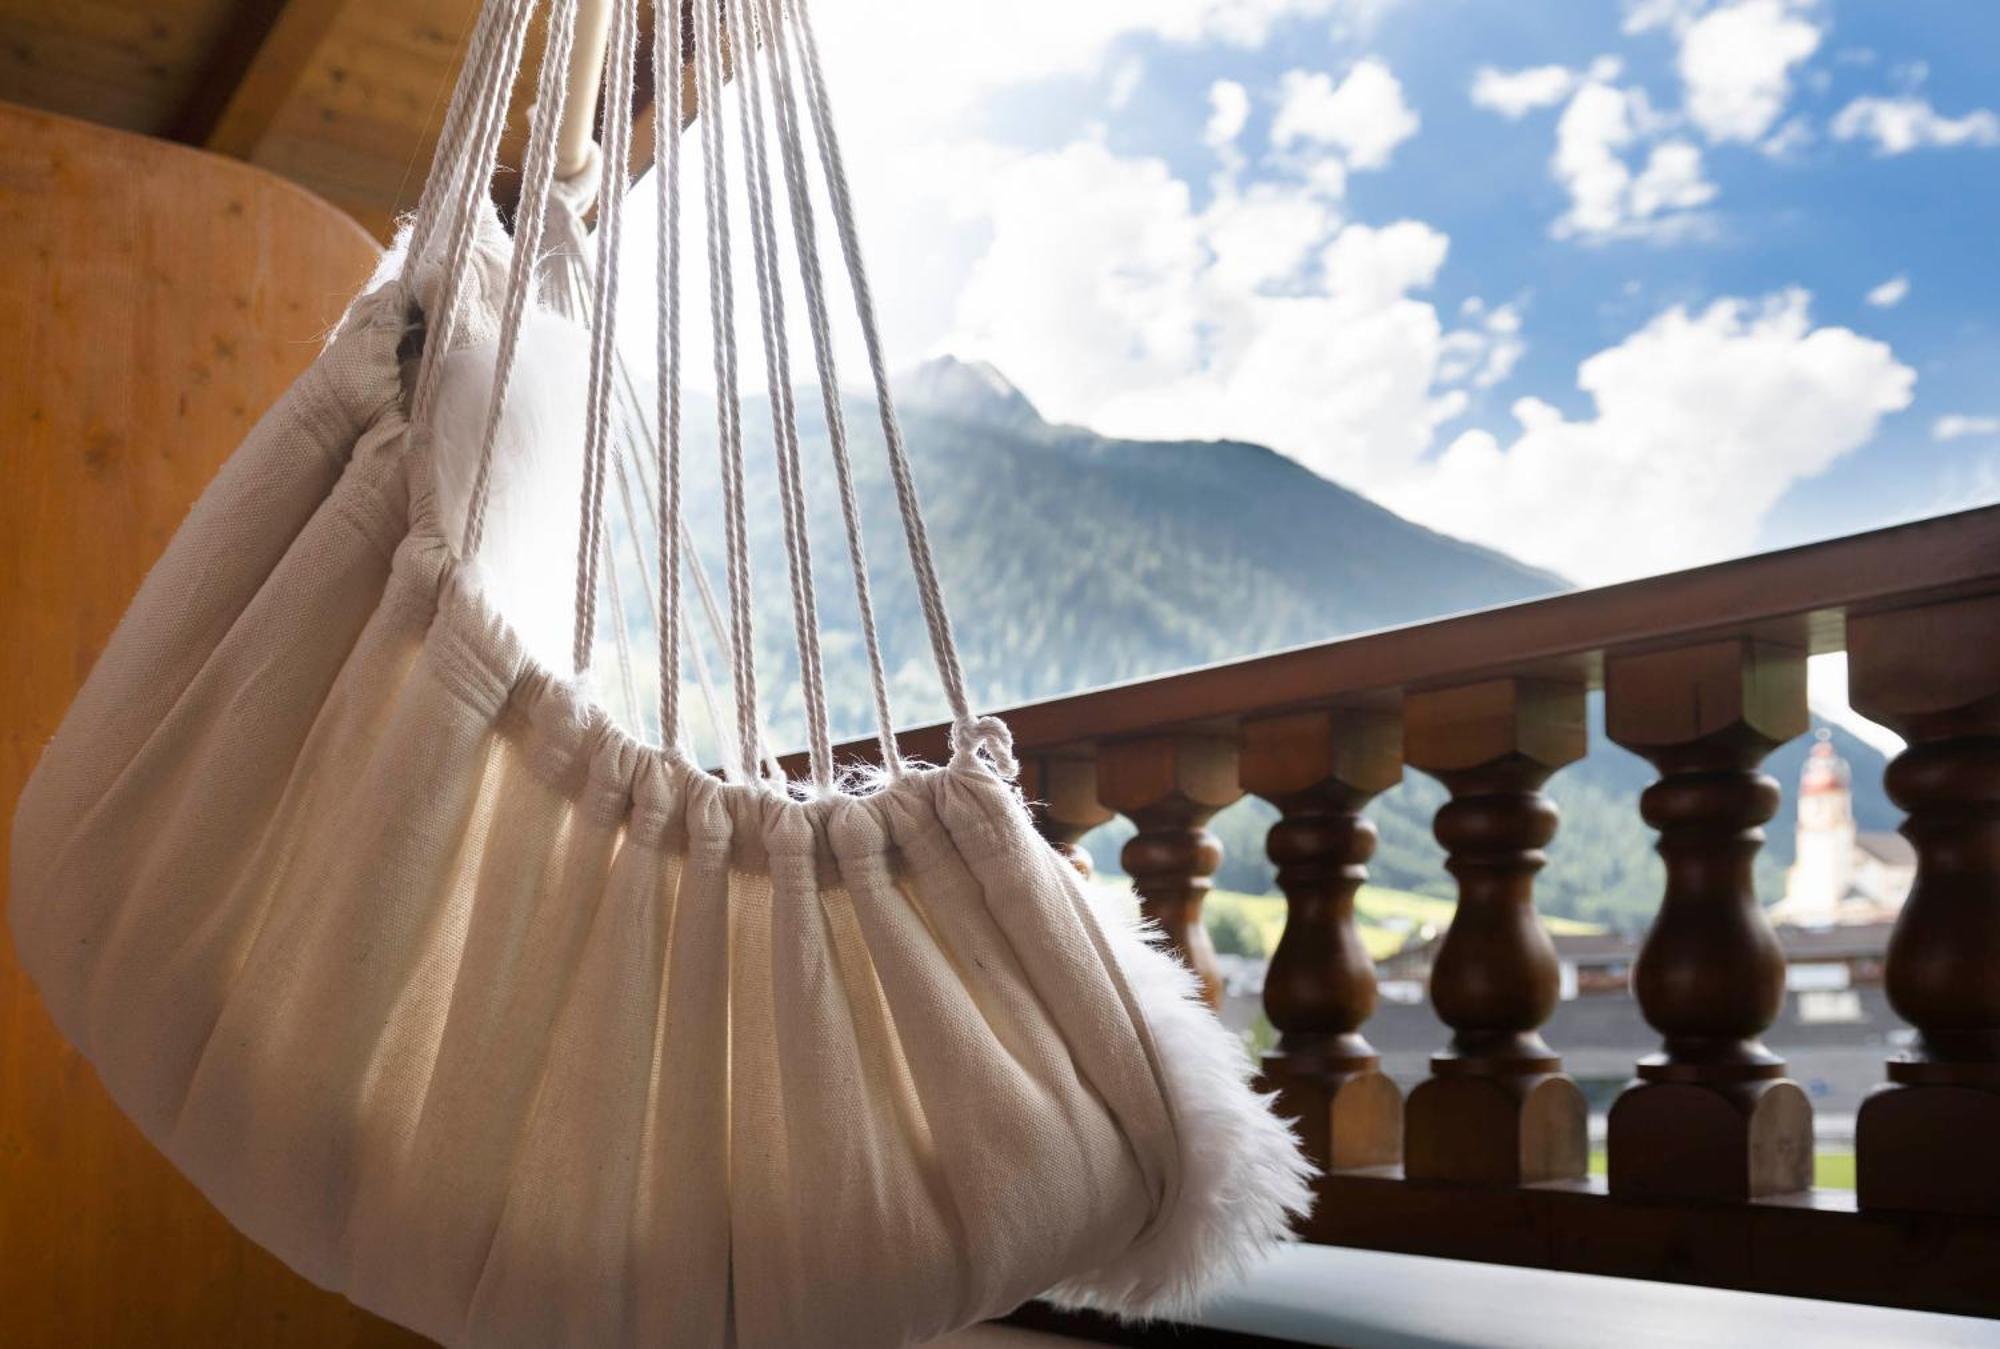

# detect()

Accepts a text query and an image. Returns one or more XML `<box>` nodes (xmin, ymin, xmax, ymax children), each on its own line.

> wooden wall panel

<box><xmin>0</xmin><ymin>101</ymin><xmax>425</xmax><ymax>1347</ymax></box>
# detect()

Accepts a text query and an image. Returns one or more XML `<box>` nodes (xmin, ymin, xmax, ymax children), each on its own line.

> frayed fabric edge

<box><xmin>1043</xmin><ymin>898</ymin><xmax>1316</xmax><ymax>1321</ymax></box>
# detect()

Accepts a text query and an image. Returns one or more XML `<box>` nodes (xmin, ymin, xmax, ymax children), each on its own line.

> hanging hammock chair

<box><xmin>7</xmin><ymin>0</ymin><xmax>1312</xmax><ymax>1343</ymax></box>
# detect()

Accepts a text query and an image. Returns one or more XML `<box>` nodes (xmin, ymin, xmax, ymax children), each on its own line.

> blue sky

<box><xmin>1114</xmin><ymin>0</ymin><xmax>1999</xmax><ymax>554</ymax></box>
<box><xmin>753</xmin><ymin>0</ymin><xmax>2000</xmax><ymax>587</ymax></box>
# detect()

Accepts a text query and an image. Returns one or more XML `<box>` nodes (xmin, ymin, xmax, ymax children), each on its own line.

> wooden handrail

<box><xmin>786</xmin><ymin>503</ymin><xmax>2000</xmax><ymax>773</ymax></box>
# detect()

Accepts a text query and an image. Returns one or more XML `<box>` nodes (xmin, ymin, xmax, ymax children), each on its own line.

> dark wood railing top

<box><xmin>810</xmin><ymin>504</ymin><xmax>2000</xmax><ymax>770</ymax></box>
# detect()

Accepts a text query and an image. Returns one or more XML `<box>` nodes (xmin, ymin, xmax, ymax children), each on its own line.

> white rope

<box><xmin>538</xmin><ymin>190</ymin><xmax>664</xmax><ymax>741</ymax></box>
<box><xmin>728</xmin><ymin>0</ymin><xmax>834</xmax><ymax>790</ymax></box>
<box><xmin>616</xmin><ymin>404</ymin><xmax>744</xmax><ymax>772</ymax></box>
<box><xmin>654</xmin><ymin>0</ymin><xmax>686</xmax><ymax>753</ymax></box>
<box><xmin>413</xmin><ymin>0</ymin><xmax>1013</xmax><ymax>786</ymax></box>
<box><xmin>460</xmin><ymin>0</ymin><xmax>581</xmax><ymax>559</ymax></box>
<box><xmin>571</xmin><ymin>0</ymin><xmax>641</xmax><ymax>675</ymax></box>
<box><xmin>755</xmin><ymin>0</ymin><xmax>898</xmax><ymax>775</ymax></box>
<box><xmin>778</xmin><ymin>0</ymin><xmax>1014</xmax><ymax>776</ymax></box>
<box><xmin>679</xmin><ymin>552</ymin><xmax>738</xmax><ymax>770</ymax></box>
<box><xmin>544</xmin><ymin>165</ymin><xmax>774</xmax><ymax>781</ymax></box>
<box><xmin>608</xmin><ymin>392</ymin><xmax>733</xmax><ymax>769</ymax></box>
<box><xmin>694</xmin><ymin>0</ymin><xmax>762</xmax><ymax>781</ymax></box>
<box><xmin>411</xmin><ymin>0</ymin><xmax>536</xmax><ymax>433</ymax></box>
<box><xmin>618</xmin><ymin>367</ymin><xmax>786</xmax><ymax>782</ymax></box>
<box><xmin>405</xmin><ymin>0</ymin><xmax>508</xmax><ymax>270</ymax></box>
<box><xmin>524</xmin><ymin>203</ymin><xmax>651</xmax><ymax>746</ymax></box>
<box><xmin>602</xmin><ymin>516</ymin><xmax>642</xmax><ymax>730</ymax></box>
<box><xmin>625</xmin><ymin>399</ymin><xmax>787</xmax><ymax>783</ymax></box>
<box><xmin>609</xmin><ymin>442</ymin><xmax>670</xmax><ymax>745</ymax></box>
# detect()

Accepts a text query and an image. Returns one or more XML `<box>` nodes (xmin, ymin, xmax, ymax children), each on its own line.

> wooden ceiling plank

<box><xmin>172</xmin><ymin>0</ymin><xmax>354</xmax><ymax>159</ymax></box>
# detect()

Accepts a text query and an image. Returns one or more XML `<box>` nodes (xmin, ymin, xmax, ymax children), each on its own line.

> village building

<box><xmin>1769</xmin><ymin>732</ymin><xmax>1915</xmax><ymax>928</ymax></box>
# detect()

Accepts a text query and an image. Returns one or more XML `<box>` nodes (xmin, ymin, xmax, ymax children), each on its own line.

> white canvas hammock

<box><xmin>7</xmin><ymin>0</ymin><xmax>1312</xmax><ymax>1343</ymax></box>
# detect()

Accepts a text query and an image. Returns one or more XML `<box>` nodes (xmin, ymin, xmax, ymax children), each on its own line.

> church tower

<box><xmin>1778</xmin><ymin>731</ymin><xmax>1855</xmax><ymax>925</ymax></box>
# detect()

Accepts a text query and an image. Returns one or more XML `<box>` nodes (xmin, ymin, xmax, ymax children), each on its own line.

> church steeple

<box><xmin>1798</xmin><ymin>730</ymin><xmax>1853</xmax><ymax>831</ymax></box>
<box><xmin>1777</xmin><ymin>730</ymin><xmax>1856</xmax><ymax>926</ymax></box>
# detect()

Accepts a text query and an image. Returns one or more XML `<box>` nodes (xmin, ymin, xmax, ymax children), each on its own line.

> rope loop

<box><xmin>548</xmin><ymin>138</ymin><xmax>604</xmax><ymax>218</ymax></box>
<box><xmin>949</xmin><ymin>715</ymin><xmax>1019</xmax><ymax>781</ymax></box>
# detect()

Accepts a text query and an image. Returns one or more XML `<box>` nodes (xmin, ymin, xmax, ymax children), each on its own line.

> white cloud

<box><xmin>1401</xmin><ymin>291</ymin><xmax>1913</xmax><ymax>582</ymax></box>
<box><xmin>1474</xmin><ymin>53</ymin><xmax>1723</xmax><ymax>240</ymax></box>
<box><xmin>1675</xmin><ymin>0</ymin><xmax>1822</xmax><ymax>143</ymax></box>
<box><xmin>1505</xmin><ymin>4</ymin><xmax>1817</xmax><ymax>231</ymax></box>
<box><xmin>1552</xmin><ymin>78</ymin><xmax>1717</xmax><ymax>239</ymax></box>
<box><xmin>1470</xmin><ymin>65</ymin><xmax>1582</xmax><ymax>119</ymax></box>
<box><xmin>1631</xmin><ymin>140</ymin><xmax>1717</xmax><ymax>217</ymax></box>
<box><xmin>1832</xmin><ymin>95</ymin><xmax>2000</xmax><ymax>154</ymax></box>
<box><xmin>1470</xmin><ymin>57</ymin><xmax>1626</xmax><ymax>121</ymax></box>
<box><xmin>1760</xmin><ymin>115</ymin><xmax>1813</xmax><ymax>158</ymax></box>
<box><xmin>1934</xmin><ymin>415</ymin><xmax>2000</xmax><ymax>442</ymax></box>
<box><xmin>1439</xmin><ymin>299</ymin><xmax>1525</xmax><ymax>389</ymax></box>
<box><xmin>1203</xmin><ymin>180</ymin><xmax>1341</xmax><ymax>289</ymax></box>
<box><xmin>1623</xmin><ymin>0</ymin><xmax>1706</xmax><ymax>33</ymax></box>
<box><xmin>1323</xmin><ymin>217</ymin><xmax>1448</xmax><ymax>302</ymax></box>
<box><xmin>1622</xmin><ymin>1</ymin><xmax>1821</xmax><ymax>157</ymax></box>
<box><xmin>949</xmin><ymin>141</ymin><xmax>1209</xmax><ymax>406</ymax></box>
<box><xmin>806</xmin><ymin>0</ymin><xmax>1390</xmax><ymax>147</ymax></box>
<box><xmin>1194</xmin><ymin>0</ymin><xmax>1392</xmax><ymax>46</ymax></box>
<box><xmin>1889</xmin><ymin>59</ymin><xmax>1931</xmax><ymax>93</ymax></box>
<box><xmin>944</xmin><ymin>146</ymin><xmax>1464</xmax><ymax>470</ymax></box>
<box><xmin>1864</xmin><ymin>275</ymin><xmax>1910</xmax><ymax>308</ymax></box>
<box><xmin>1204</xmin><ymin>78</ymin><xmax>1254</xmax><ymax>184</ymax></box>
<box><xmin>1107</xmin><ymin>56</ymin><xmax>1145</xmax><ymax>110</ymax></box>
<box><xmin>1270</xmin><ymin>59</ymin><xmax>1420</xmax><ymax>170</ymax></box>
<box><xmin>1554</xmin><ymin>82</ymin><xmax>1643</xmax><ymax>236</ymax></box>
<box><xmin>1205</xmin><ymin>79</ymin><xmax>1252</xmax><ymax>149</ymax></box>
<box><xmin>934</xmin><ymin>136</ymin><xmax>1463</xmax><ymax>484</ymax></box>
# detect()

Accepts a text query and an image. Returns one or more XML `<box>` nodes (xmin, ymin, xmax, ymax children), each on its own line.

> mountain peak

<box><xmin>898</xmin><ymin>355</ymin><xmax>1042</xmax><ymax>424</ymax></box>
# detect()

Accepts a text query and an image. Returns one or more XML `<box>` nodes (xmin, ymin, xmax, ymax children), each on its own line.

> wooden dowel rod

<box><xmin>557</xmin><ymin>0</ymin><xmax>615</xmax><ymax>179</ymax></box>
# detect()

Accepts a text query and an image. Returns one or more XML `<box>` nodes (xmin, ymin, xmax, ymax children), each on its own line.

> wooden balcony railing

<box><xmin>790</xmin><ymin>503</ymin><xmax>2000</xmax><ymax>1321</ymax></box>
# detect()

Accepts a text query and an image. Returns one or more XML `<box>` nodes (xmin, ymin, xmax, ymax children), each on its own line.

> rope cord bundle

<box><xmin>435</xmin><ymin>0</ymin><xmax>1003</xmax><ymax>790</ymax></box>
<box><xmin>8</xmin><ymin>1</ymin><xmax>1314</xmax><ymax>1343</ymax></box>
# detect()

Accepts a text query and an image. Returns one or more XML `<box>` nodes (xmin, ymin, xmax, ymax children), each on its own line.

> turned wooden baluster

<box><xmin>1403</xmin><ymin>677</ymin><xmax>1588</xmax><ymax>1185</ymax></box>
<box><xmin>1243</xmin><ymin>708</ymin><xmax>1404</xmax><ymax>1176</ymax></box>
<box><xmin>1604</xmin><ymin>639</ymin><xmax>1812</xmax><ymax>1201</ymax></box>
<box><xmin>1850</xmin><ymin>594</ymin><xmax>2000</xmax><ymax>1216</ymax></box>
<box><xmin>1021</xmin><ymin>752</ymin><xmax>1114</xmax><ymax>879</ymax></box>
<box><xmin>1098</xmin><ymin>733</ymin><xmax>1241</xmax><ymax>1012</ymax></box>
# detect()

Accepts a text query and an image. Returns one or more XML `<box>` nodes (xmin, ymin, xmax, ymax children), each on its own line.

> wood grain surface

<box><xmin>0</xmin><ymin>101</ymin><xmax>426</xmax><ymax>1347</ymax></box>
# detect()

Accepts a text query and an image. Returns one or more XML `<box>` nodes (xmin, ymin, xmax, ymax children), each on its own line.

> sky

<box><xmin>614</xmin><ymin>0</ymin><xmax>1999</xmax><ymax>749</ymax></box>
<box><xmin>764</xmin><ymin>0</ymin><xmax>1998</xmax><ymax>589</ymax></box>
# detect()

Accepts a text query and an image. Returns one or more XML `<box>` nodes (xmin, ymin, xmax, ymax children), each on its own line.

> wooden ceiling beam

<box><xmin>172</xmin><ymin>0</ymin><xmax>353</xmax><ymax>159</ymax></box>
<box><xmin>622</xmin><ymin>0</ymin><xmax>660</xmax><ymax>180</ymax></box>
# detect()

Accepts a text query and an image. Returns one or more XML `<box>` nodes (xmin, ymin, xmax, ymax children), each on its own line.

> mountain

<box><xmin>896</xmin><ymin>356</ymin><xmax>1043</xmax><ymax>429</ymax></box>
<box><xmin>612</xmin><ymin>357</ymin><xmax>1897</xmax><ymax>928</ymax></box>
<box><xmin>695</xmin><ymin>355</ymin><xmax>1569</xmax><ymax>710</ymax></box>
